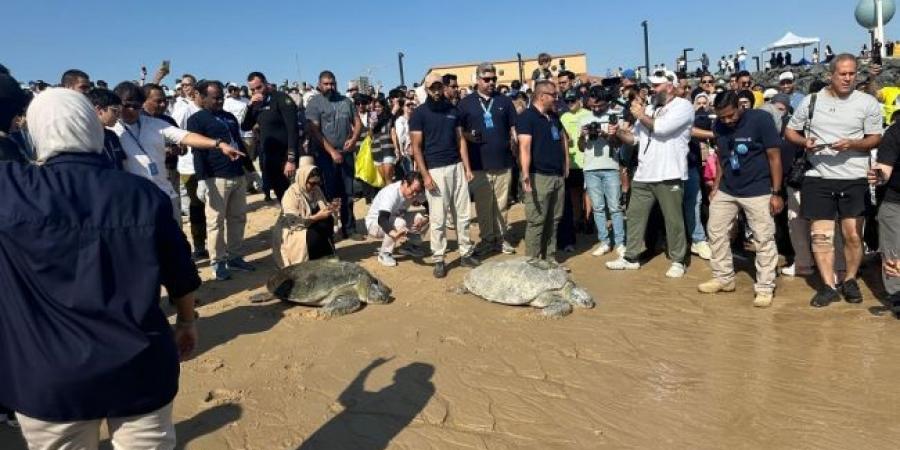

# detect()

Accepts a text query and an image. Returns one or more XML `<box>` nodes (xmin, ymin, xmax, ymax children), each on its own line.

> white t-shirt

<box><xmin>632</xmin><ymin>97</ymin><xmax>694</xmax><ymax>183</ymax></box>
<box><xmin>171</xmin><ymin>97</ymin><xmax>200</xmax><ymax>175</ymax></box>
<box><xmin>737</xmin><ymin>49</ymin><xmax>748</xmax><ymax>62</ymax></box>
<box><xmin>788</xmin><ymin>90</ymin><xmax>884</xmax><ymax>179</ymax></box>
<box><xmin>365</xmin><ymin>181</ymin><xmax>410</xmax><ymax>230</ymax></box>
<box><xmin>223</xmin><ymin>96</ymin><xmax>250</xmax><ymax>138</ymax></box>
<box><xmin>395</xmin><ymin>116</ymin><xmax>411</xmax><ymax>157</ymax></box>
<box><xmin>111</xmin><ymin>116</ymin><xmax>188</xmax><ymax>198</ymax></box>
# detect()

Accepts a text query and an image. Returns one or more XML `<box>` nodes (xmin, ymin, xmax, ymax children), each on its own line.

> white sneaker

<box><xmin>666</xmin><ymin>262</ymin><xmax>686</xmax><ymax>278</ymax></box>
<box><xmin>501</xmin><ymin>241</ymin><xmax>516</xmax><ymax>254</ymax></box>
<box><xmin>691</xmin><ymin>241</ymin><xmax>712</xmax><ymax>260</ymax></box>
<box><xmin>780</xmin><ymin>264</ymin><xmax>814</xmax><ymax>277</ymax></box>
<box><xmin>606</xmin><ymin>258</ymin><xmax>640</xmax><ymax>271</ymax></box>
<box><xmin>591</xmin><ymin>243</ymin><xmax>612</xmax><ymax>257</ymax></box>
<box><xmin>615</xmin><ymin>245</ymin><xmax>626</xmax><ymax>258</ymax></box>
<box><xmin>377</xmin><ymin>252</ymin><xmax>397</xmax><ymax>267</ymax></box>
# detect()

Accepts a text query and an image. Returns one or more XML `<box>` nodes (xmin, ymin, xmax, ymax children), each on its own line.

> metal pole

<box><xmin>398</xmin><ymin>52</ymin><xmax>405</xmax><ymax>87</ymax></box>
<box><xmin>517</xmin><ymin>53</ymin><xmax>524</xmax><ymax>84</ymax></box>
<box><xmin>876</xmin><ymin>0</ymin><xmax>886</xmax><ymax>57</ymax></box>
<box><xmin>752</xmin><ymin>56</ymin><xmax>760</xmax><ymax>73</ymax></box>
<box><xmin>642</xmin><ymin>21</ymin><xmax>650</xmax><ymax>78</ymax></box>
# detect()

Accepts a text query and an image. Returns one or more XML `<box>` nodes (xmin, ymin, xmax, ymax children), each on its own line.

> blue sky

<box><xmin>3</xmin><ymin>0</ymin><xmax>896</xmax><ymax>88</ymax></box>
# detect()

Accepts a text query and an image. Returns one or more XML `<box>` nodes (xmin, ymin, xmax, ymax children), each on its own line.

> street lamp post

<box><xmin>752</xmin><ymin>56</ymin><xmax>760</xmax><ymax>73</ymax></box>
<box><xmin>398</xmin><ymin>52</ymin><xmax>405</xmax><ymax>87</ymax></box>
<box><xmin>641</xmin><ymin>21</ymin><xmax>650</xmax><ymax>78</ymax></box>
<box><xmin>682</xmin><ymin>47</ymin><xmax>694</xmax><ymax>76</ymax></box>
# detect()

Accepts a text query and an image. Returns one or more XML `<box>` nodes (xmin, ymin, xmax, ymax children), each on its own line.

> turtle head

<box><xmin>367</xmin><ymin>281</ymin><xmax>392</xmax><ymax>304</ymax></box>
<box><xmin>563</xmin><ymin>282</ymin><xmax>594</xmax><ymax>309</ymax></box>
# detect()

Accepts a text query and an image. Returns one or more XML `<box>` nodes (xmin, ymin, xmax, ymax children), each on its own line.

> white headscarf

<box><xmin>26</xmin><ymin>88</ymin><xmax>103</xmax><ymax>163</ymax></box>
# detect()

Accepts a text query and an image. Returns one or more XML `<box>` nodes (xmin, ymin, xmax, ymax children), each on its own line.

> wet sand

<box><xmin>3</xmin><ymin>195</ymin><xmax>900</xmax><ymax>449</ymax></box>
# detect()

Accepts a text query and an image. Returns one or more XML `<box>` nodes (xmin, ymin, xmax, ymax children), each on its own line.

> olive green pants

<box><xmin>523</xmin><ymin>173</ymin><xmax>564</xmax><ymax>260</ymax></box>
<box><xmin>624</xmin><ymin>180</ymin><xmax>687</xmax><ymax>264</ymax></box>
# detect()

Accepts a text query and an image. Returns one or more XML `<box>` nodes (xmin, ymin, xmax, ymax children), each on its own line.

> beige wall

<box><xmin>424</xmin><ymin>54</ymin><xmax>587</xmax><ymax>88</ymax></box>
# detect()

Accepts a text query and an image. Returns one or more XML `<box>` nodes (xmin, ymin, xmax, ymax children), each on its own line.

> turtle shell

<box><xmin>463</xmin><ymin>257</ymin><xmax>570</xmax><ymax>305</ymax></box>
<box><xmin>267</xmin><ymin>259</ymin><xmax>372</xmax><ymax>305</ymax></box>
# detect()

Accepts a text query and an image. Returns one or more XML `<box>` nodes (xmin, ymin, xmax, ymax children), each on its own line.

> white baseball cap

<box><xmin>648</xmin><ymin>69</ymin><xmax>678</xmax><ymax>85</ymax></box>
<box><xmin>778</xmin><ymin>72</ymin><xmax>794</xmax><ymax>82</ymax></box>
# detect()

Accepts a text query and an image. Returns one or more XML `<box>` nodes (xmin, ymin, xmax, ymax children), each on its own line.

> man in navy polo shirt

<box><xmin>697</xmin><ymin>91</ymin><xmax>784</xmax><ymax>308</ymax></box>
<box><xmin>187</xmin><ymin>80</ymin><xmax>254</xmax><ymax>281</ymax></box>
<box><xmin>459</xmin><ymin>62</ymin><xmax>518</xmax><ymax>256</ymax></box>
<box><xmin>517</xmin><ymin>80</ymin><xmax>569</xmax><ymax>262</ymax></box>
<box><xmin>411</xmin><ymin>73</ymin><xmax>479</xmax><ymax>278</ymax></box>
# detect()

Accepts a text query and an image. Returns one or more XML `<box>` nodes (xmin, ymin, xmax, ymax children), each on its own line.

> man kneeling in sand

<box><xmin>365</xmin><ymin>172</ymin><xmax>429</xmax><ymax>267</ymax></box>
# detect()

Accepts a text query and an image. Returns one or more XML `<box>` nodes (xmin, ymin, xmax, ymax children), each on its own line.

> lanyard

<box><xmin>214</xmin><ymin>116</ymin><xmax>238</xmax><ymax>147</ymax></box>
<box><xmin>478</xmin><ymin>96</ymin><xmax>494</xmax><ymax>115</ymax></box>
<box><xmin>119</xmin><ymin>119</ymin><xmax>151</xmax><ymax>156</ymax></box>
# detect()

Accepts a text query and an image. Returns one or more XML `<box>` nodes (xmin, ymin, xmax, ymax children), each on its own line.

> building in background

<box><xmin>423</xmin><ymin>53</ymin><xmax>587</xmax><ymax>90</ymax></box>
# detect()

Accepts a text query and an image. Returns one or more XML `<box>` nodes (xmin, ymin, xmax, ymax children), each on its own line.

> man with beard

<box><xmin>241</xmin><ymin>71</ymin><xmax>299</xmax><ymax>201</ymax></box>
<box><xmin>411</xmin><ymin>73</ymin><xmax>479</xmax><ymax>278</ymax></box>
<box><xmin>443</xmin><ymin>74</ymin><xmax>460</xmax><ymax>106</ymax></box>
<box><xmin>458</xmin><ymin>63</ymin><xmax>518</xmax><ymax>256</ymax></box>
<box><xmin>305</xmin><ymin>70</ymin><xmax>363</xmax><ymax>239</ymax></box>
<box><xmin>606</xmin><ymin>70</ymin><xmax>694</xmax><ymax>278</ymax></box>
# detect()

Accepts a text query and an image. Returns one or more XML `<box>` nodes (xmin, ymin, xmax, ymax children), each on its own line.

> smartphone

<box><xmin>874</xmin><ymin>168</ymin><xmax>887</xmax><ymax>186</ymax></box>
<box><xmin>161</xmin><ymin>60</ymin><xmax>170</xmax><ymax>72</ymax></box>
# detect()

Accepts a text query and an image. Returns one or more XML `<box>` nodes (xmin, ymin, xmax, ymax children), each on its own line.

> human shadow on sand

<box><xmin>297</xmin><ymin>358</ymin><xmax>435</xmax><ymax>450</ymax></box>
<box><xmin>192</xmin><ymin>302</ymin><xmax>291</xmax><ymax>358</ymax></box>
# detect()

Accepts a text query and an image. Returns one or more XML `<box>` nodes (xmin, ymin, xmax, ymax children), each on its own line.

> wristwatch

<box><xmin>771</xmin><ymin>188</ymin><xmax>782</xmax><ymax>195</ymax></box>
<box><xmin>213</xmin><ymin>138</ymin><xmax>223</xmax><ymax>149</ymax></box>
<box><xmin>176</xmin><ymin>310</ymin><xmax>199</xmax><ymax>328</ymax></box>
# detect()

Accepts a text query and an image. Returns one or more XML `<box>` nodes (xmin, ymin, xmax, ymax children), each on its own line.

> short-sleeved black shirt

<box><xmin>516</xmin><ymin>106</ymin><xmax>565</xmax><ymax>176</ymax></box>
<box><xmin>714</xmin><ymin>109</ymin><xmax>782</xmax><ymax>197</ymax></box>
<box><xmin>187</xmin><ymin>109</ymin><xmax>246</xmax><ymax>180</ymax></box>
<box><xmin>877</xmin><ymin>122</ymin><xmax>900</xmax><ymax>203</ymax></box>
<box><xmin>409</xmin><ymin>103</ymin><xmax>461</xmax><ymax>169</ymax></box>
<box><xmin>457</xmin><ymin>92</ymin><xmax>517</xmax><ymax>171</ymax></box>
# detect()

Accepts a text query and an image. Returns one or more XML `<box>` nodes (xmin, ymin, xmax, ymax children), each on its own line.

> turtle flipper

<box><xmin>249</xmin><ymin>293</ymin><xmax>274</xmax><ymax>304</ymax></box>
<box><xmin>539</xmin><ymin>300</ymin><xmax>573</xmax><ymax>318</ymax></box>
<box><xmin>318</xmin><ymin>295</ymin><xmax>362</xmax><ymax>319</ymax></box>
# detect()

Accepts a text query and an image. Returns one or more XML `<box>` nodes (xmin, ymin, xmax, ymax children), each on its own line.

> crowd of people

<box><xmin>0</xmin><ymin>45</ymin><xmax>899</xmax><ymax>448</ymax></box>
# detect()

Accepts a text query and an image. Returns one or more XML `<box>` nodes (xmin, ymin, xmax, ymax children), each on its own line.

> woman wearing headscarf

<box><xmin>272</xmin><ymin>157</ymin><xmax>339</xmax><ymax>267</ymax></box>
<box><xmin>0</xmin><ymin>88</ymin><xmax>200</xmax><ymax>449</ymax></box>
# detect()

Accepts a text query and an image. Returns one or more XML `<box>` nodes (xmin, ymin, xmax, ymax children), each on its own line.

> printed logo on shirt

<box><xmin>446</xmin><ymin>114</ymin><xmax>457</xmax><ymax>120</ymax></box>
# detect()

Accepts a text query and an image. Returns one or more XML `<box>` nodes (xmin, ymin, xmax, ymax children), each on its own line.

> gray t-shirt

<box><xmin>788</xmin><ymin>90</ymin><xmax>883</xmax><ymax>180</ymax></box>
<box><xmin>305</xmin><ymin>93</ymin><xmax>356</xmax><ymax>151</ymax></box>
<box><xmin>578</xmin><ymin>112</ymin><xmax>620</xmax><ymax>171</ymax></box>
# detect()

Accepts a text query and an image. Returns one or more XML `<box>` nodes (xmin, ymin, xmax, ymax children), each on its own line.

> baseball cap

<box><xmin>348</xmin><ymin>80</ymin><xmax>359</xmax><ymax>90</ymax></box>
<box><xmin>423</xmin><ymin>73</ymin><xmax>443</xmax><ymax>89</ymax></box>
<box><xmin>763</xmin><ymin>88</ymin><xmax>778</xmax><ymax>100</ymax></box>
<box><xmin>778</xmin><ymin>72</ymin><xmax>794</xmax><ymax>82</ymax></box>
<box><xmin>563</xmin><ymin>89</ymin><xmax>579</xmax><ymax>102</ymax></box>
<box><xmin>770</xmin><ymin>93</ymin><xmax>792</xmax><ymax>108</ymax></box>
<box><xmin>648</xmin><ymin>69</ymin><xmax>678</xmax><ymax>85</ymax></box>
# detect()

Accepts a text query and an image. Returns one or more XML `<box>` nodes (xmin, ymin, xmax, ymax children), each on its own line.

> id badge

<box><xmin>551</xmin><ymin>125</ymin><xmax>560</xmax><ymax>141</ymax></box>
<box><xmin>148</xmin><ymin>162</ymin><xmax>159</xmax><ymax>177</ymax></box>
<box><xmin>483</xmin><ymin>111</ymin><xmax>494</xmax><ymax>129</ymax></box>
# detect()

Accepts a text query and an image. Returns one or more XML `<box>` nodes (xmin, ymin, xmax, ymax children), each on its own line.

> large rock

<box><xmin>752</xmin><ymin>58</ymin><xmax>900</xmax><ymax>93</ymax></box>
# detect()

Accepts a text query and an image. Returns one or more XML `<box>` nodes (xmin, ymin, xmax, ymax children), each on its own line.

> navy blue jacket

<box><xmin>0</xmin><ymin>153</ymin><xmax>201</xmax><ymax>421</ymax></box>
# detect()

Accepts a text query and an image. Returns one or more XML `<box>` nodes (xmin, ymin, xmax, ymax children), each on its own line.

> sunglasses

<box><xmin>779</xmin><ymin>80</ymin><xmax>793</xmax><ymax>85</ymax></box>
<box><xmin>480</xmin><ymin>77</ymin><xmax>497</xmax><ymax>83</ymax></box>
<box><xmin>701</xmin><ymin>80</ymin><xmax>714</xmax><ymax>84</ymax></box>
<box><xmin>123</xmin><ymin>102</ymin><xmax>143</xmax><ymax>110</ymax></box>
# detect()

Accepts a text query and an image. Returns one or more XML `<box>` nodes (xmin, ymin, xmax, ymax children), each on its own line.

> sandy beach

<box><xmin>3</xmin><ymin>194</ymin><xmax>900</xmax><ymax>450</ymax></box>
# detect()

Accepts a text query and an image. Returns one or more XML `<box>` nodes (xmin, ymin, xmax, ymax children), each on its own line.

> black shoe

<box><xmin>890</xmin><ymin>294</ymin><xmax>900</xmax><ymax>318</ymax></box>
<box><xmin>433</xmin><ymin>261</ymin><xmax>447</xmax><ymax>278</ymax></box>
<box><xmin>192</xmin><ymin>249</ymin><xmax>209</xmax><ymax>261</ymax></box>
<box><xmin>460</xmin><ymin>255</ymin><xmax>480</xmax><ymax>268</ymax></box>
<box><xmin>810</xmin><ymin>286</ymin><xmax>841</xmax><ymax>308</ymax></box>
<box><xmin>839</xmin><ymin>278</ymin><xmax>863</xmax><ymax>303</ymax></box>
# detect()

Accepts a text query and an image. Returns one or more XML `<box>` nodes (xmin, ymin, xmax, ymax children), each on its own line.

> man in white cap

<box><xmin>606</xmin><ymin>69</ymin><xmax>695</xmax><ymax>278</ymax></box>
<box><xmin>778</xmin><ymin>71</ymin><xmax>805</xmax><ymax>110</ymax></box>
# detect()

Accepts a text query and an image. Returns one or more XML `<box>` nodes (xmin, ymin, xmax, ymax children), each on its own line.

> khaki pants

<box><xmin>16</xmin><ymin>402</ymin><xmax>175</xmax><ymax>450</ymax></box>
<box><xmin>523</xmin><ymin>173</ymin><xmax>564</xmax><ymax>260</ymax></box>
<box><xmin>708</xmin><ymin>192</ymin><xmax>777</xmax><ymax>294</ymax></box>
<box><xmin>425</xmin><ymin>162</ymin><xmax>473</xmax><ymax>262</ymax></box>
<box><xmin>469</xmin><ymin>169</ymin><xmax>512</xmax><ymax>245</ymax></box>
<box><xmin>879</xmin><ymin>201</ymin><xmax>900</xmax><ymax>296</ymax></box>
<box><xmin>205</xmin><ymin>176</ymin><xmax>248</xmax><ymax>263</ymax></box>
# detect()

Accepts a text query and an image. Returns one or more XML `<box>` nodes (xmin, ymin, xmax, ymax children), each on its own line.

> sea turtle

<box><xmin>456</xmin><ymin>257</ymin><xmax>595</xmax><ymax>318</ymax></box>
<box><xmin>251</xmin><ymin>259</ymin><xmax>392</xmax><ymax>318</ymax></box>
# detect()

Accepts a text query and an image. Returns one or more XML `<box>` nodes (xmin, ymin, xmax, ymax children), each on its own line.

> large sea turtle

<box><xmin>456</xmin><ymin>257</ymin><xmax>595</xmax><ymax>318</ymax></box>
<box><xmin>252</xmin><ymin>259</ymin><xmax>392</xmax><ymax>318</ymax></box>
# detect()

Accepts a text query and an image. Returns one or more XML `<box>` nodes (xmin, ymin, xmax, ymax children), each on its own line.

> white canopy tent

<box><xmin>763</xmin><ymin>32</ymin><xmax>821</xmax><ymax>52</ymax></box>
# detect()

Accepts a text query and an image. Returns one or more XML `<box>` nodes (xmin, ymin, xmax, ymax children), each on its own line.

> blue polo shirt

<box><xmin>0</xmin><ymin>153</ymin><xmax>201</xmax><ymax>421</ymax></box>
<box><xmin>516</xmin><ymin>106</ymin><xmax>565</xmax><ymax>176</ymax></box>
<box><xmin>409</xmin><ymin>103</ymin><xmax>461</xmax><ymax>169</ymax></box>
<box><xmin>458</xmin><ymin>92</ymin><xmax>517</xmax><ymax>171</ymax></box>
<box><xmin>714</xmin><ymin>109</ymin><xmax>782</xmax><ymax>197</ymax></box>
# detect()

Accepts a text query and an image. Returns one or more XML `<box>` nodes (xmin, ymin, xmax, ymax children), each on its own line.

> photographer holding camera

<box><xmin>605</xmin><ymin>70</ymin><xmax>694</xmax><ymax>278</ymax></box>
<box><xmin>579</xmin><ymin>86</ymin><xmax>627</xmax><ymax>257</ymax></box>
